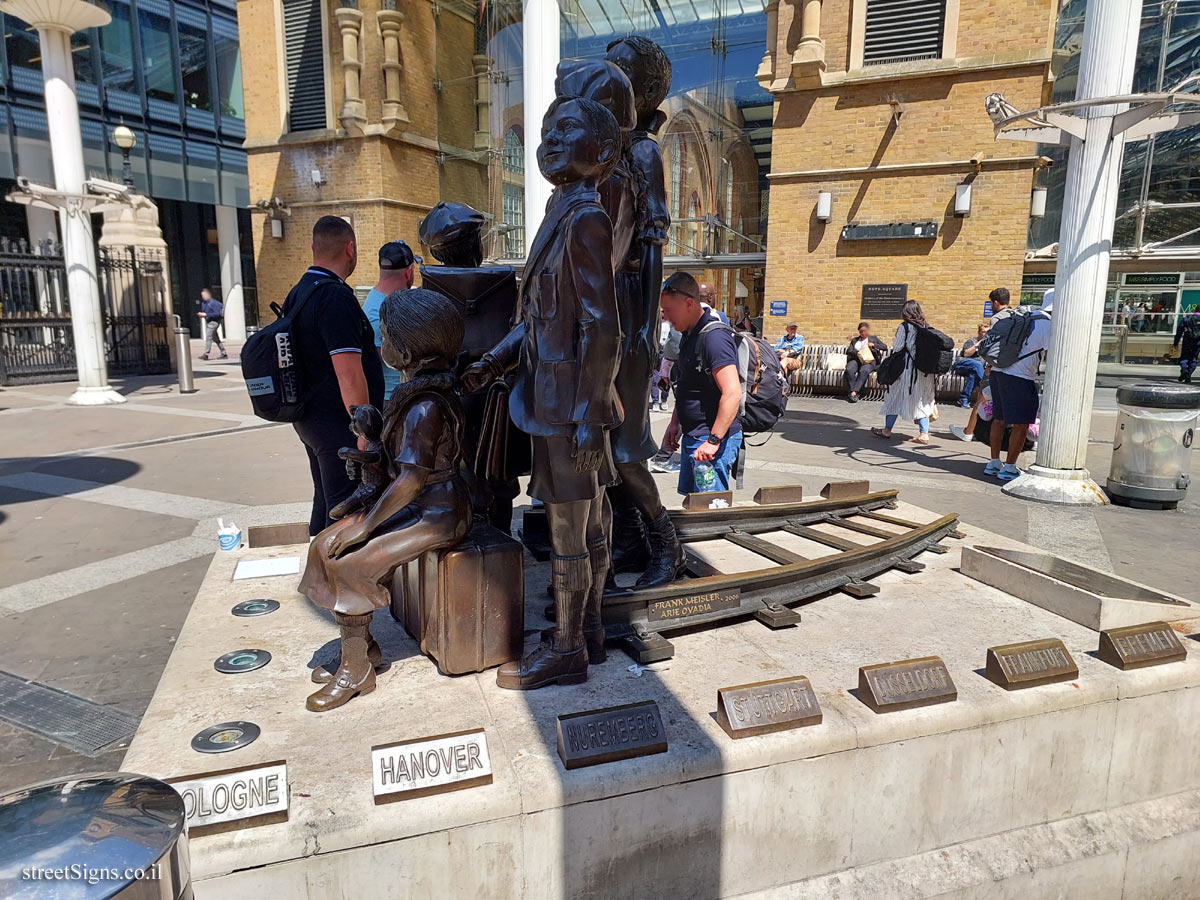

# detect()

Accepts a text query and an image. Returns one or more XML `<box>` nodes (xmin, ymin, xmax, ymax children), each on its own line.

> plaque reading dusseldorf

<box><xmin>168</xmin><ymin>760</ymin><xmax>288</xmax><ymax>832</ymax></box>
<box><xmin>1098</xmin><ymin>622</ymin><xmax>1186</xmax><ymax>670</ymax></box>
<box><xmin>858</xmin><ymin>656</ymin><xmax>957</xmax><ymax>713</ymax></box>
<box><xmin>556</xmin><ymin>700</ymin><xmax>667</xmax><ymax>769</ymax></box>
<box><xmin>648</xmin><ymin>589</ymin><xmax>740</xmax><ymax>623</ymax></box>
<box><xmin>716</xmin><ymin>676</ymin><xmax>822</xmax><ymax>738</ymax></box>
<box><xmin>985</xmin><ymin>638</ymin><xmax>1078</xmax><ymax>690</ymax></box>
<box><xmin>372</xmin><ymin>729</ymin><xmax>492</xmax><ymax>803</ymax></box>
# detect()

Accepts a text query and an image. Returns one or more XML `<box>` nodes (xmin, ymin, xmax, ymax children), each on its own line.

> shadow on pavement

<box><xmin>0</xmin><ymin>456</ymin><xmax>142</xmax><ymax>495</ymax></box>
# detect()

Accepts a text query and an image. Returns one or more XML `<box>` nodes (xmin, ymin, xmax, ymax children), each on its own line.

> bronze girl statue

<box><xmin>299</xmin><ymin>288</ymin><xmax>472</xmax><ymax>712</ymax></box>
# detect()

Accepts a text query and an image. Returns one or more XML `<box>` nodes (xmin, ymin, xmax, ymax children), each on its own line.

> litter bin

<box><xmin>0</xmin><ymin>772</ymin><xmax>191</xmax><ymax>899</ymax></box>
<box><xmin>1106</xmin><ymin>382</ymin><xmax>1200</xmax><ymax>509</ymax></box>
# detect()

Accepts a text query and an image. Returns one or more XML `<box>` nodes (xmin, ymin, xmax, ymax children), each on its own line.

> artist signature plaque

<box><xmin>858</xmin><ymin>656</ymin><xmax>956</xmax><ymax>713</ymax></box>
<box><xmin>1098</xmin><ymin>622</ymin><xmax>1186</xmax><ymax>670</ymax></box>
<box><xmin>168</xmin><ymin>761</ymin><xmax>288</xmax><ymax>832</ymax></box>
<box><xmin>717</xmin><ymin>676</ymin><xmax>822</xmax><ymax>738</ymax></box>
<box><xmin>372</xmin><ymin>728</ymin><xmax>492</xmax><ymax>802</ymax></box>
<box><xmin>985</xmin><ymin>638</ymin><xmax>1078</xmax><ymax>689</ymax></box>
<box><xmin>648</xmin><ymin>588</ymin><xmax>741</xmax><ymax>622</ymax></box>
<box><xmin>556</xmin><ymin>700</ymin><xmax>667</xmax><ymax>769</ymax></box>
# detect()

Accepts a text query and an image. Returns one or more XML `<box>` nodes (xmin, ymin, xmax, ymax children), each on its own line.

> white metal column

<box><xmin>215</xmin><ymin>205</ymin><xmax>247</xmax><ymax>341</ymax></box>
<box><xmin>521</xmin><ymin>0</ymin><xmax>559</xmax><ymax>254</ymax></box>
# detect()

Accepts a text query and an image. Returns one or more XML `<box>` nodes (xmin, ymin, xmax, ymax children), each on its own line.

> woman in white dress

<box><xmin>872</xmin><ymin>301</ymin><xmax>936</xmax><ymax>445</ymax></box>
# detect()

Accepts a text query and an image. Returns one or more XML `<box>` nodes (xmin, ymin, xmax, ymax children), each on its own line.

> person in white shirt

<box><xmin>986</xmin><ymin>290</ymin><xmax>1053</xmax><ymax>481</ymax></box>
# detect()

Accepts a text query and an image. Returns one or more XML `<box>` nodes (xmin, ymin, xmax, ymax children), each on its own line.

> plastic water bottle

<box><xmin>693</xmin><ymin>460</ymin><xmax>717</xmax><ymax>493</ymax></box>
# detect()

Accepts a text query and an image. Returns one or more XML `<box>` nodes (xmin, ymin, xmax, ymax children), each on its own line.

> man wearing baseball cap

<box><xmin>362</xmin><ymin>240</ymin><xmax>416</xmax><ymax>399</ymax></box>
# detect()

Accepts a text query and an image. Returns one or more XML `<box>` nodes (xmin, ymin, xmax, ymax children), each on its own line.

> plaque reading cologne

<box><xmin>716</xmin><ymin>676</ymin><xmax>822</xmax><ymax>738</ymax></box>
<box><xmin>985</xmin><ymin>638</ymin><xmax>1078</xmax><ymax>689</ymax></box>
<box><xmin>858</xmin><ymin>656</ymin><xmax>957</xmax><ymax>713</ymax></box>
<box><xmin>168</xmin><ymin>761</ymin><xmax>288</xmax><ymax>831</ymax></box>
<box><xmin>1098</xmin><ymin>622</ymin><xmax>1186</xmax><ymax>670</ymax></box>
<box><xmin>372</xmin><ymin>729</ymin><xmax>492</xmax><ymax>802</ymax></box>
<box><xmin>556</xmin><ymin>700</ymin><xmax>668</xmax><ymax>769</ymax></box>
<box><xmin>648</xmin><ymin>588</ymin><xmax>741</xmax><ymax>622</ymax></box>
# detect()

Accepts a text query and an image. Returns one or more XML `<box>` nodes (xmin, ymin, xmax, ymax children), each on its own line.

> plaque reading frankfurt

<box><xmin>556</xmin><ymin>700</ymin><xmax>668</xmax><ymax>769</ymax></box>
<box><xmin>168</xmin><ymin>760</ymin><xmax>288</xmax><ymax>832</ymax></box>
<box><xmin>716</xmin><ymin>675</ymin><xmax>822</xmax><ymax>738</ymax></box>
<box><xmin>648</xmin><ymin>588</ymin><xmax>741</xmax><ymax>622</ymax></box>
<box><xmin>985</xmin><ymin>638</ymin><xmax>1078</xmax><ymax>690</ymax></box>
<box><xmin>372</xmin><ymin>728</ymin><xmax>492</xmax><ymax>802</ymax></box>
<box><xmin>858</xmin><ymin>656</ymin><xmax>957</xmax><ymax>713</ymax></box>
<box><xmin>1098</xmin><ymin>622</ymin><xmax>1186</xmax><ymax>670</ymax></box>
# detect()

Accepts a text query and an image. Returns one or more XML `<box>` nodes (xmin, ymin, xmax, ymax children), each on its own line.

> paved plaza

<box><xmin>1</xmin><ymin>342</ymin><xmax>1196</xmax><ymax>792</ymax></box>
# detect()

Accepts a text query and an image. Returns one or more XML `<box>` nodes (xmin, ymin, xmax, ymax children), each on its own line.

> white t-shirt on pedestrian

<box><xmin>994</xmin><ymin>313</ymin><xmax>1051</xmax><ymax>381</ymax></box>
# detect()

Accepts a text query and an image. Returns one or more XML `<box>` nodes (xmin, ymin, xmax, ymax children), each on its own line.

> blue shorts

<box><xmin>678</xmin><ymin>431</ymin><xmax>742</xmax><ymax>495</ymax></box>
<box><xmin>989</xmin><ymin>370</ymin><xmax>1039</xmax><ymax>426</ymax></box>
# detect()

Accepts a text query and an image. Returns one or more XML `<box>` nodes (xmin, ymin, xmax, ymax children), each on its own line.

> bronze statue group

<box><xmin>299</xmin><ymin>37</ymin><xmax>685</xmax><ymax>711</ymax></box>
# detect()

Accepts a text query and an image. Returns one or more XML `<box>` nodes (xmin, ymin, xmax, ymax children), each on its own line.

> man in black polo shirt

<box><xmin>286</xmin><ymin>216</ymin><xmax>385</xmax><ymax>534</ymax></box>
<box><xmin>659</xmin><ymin>272</ymin><xmax>743</xmax><ymax>494</ymax></box>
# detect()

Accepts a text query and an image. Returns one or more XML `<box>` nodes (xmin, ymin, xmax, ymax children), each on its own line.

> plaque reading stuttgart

<box><xmin>372</xmin><ymin>728</ymin><xmax>492</xmax><ymax>802</ymax></box>
<box><xmin>716</xmin><ymin>676</ymin><xmax>822</xmax><ymax>738</ymax></box>
<box><xmin>648</xmin><ymin>588</ymin><xmax>741</xmax><ymax>622</ymax></box>
<box><xmin>1098</xmin><ymin>622</ymin><xmax>1186</xmax><ymax>670</ymax></box>
<box><xmin>556</xmin><ymin>700</ymin><xmax>667</xmax><ymax>769</ymax></box>
<box><xmin>858</xmin><ymin>656</ymin><xmax>956</xmax><ymax>713</ymax></box>
<box><xmin>985</xmin><ymin>638</ymin><xmax>1078</xmax><ymax>690</ymax></box>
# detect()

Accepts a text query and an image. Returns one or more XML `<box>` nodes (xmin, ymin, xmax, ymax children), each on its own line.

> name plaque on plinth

<box><xmin>858</xmin><ymin>656</ymin><xmax>956</xmax><ymax>713</ymax></box>
<box><xmin>985</xmin><ymin>638</ymin><xmax>1078</xmax><ymax>690</ymax></box>
<box><xmin>716</xmin><ymin>676</ymin><xmax>822</xmax><ymax>738</ymax></box>
<box><xmin>556</xmin><ymin>700</ymin><xmax>667</xmax><ymax>769</ymax></box>
<box><xmin>1098</xmin><ymin>622</ymin><xmax>1186</xmax><ymax>670</ymax></box>
<box><xmin>820</xmin><ymin>480</ymin><xmax>870</xmax><ymax>500</ymax></box>
<box><xmin>372</xmin><ymin>729</ymin><xmax>492</xmax><ymax>802</ymax></box>
<box><xmin>754</xmin><ymin>484</ymin><xmax>805</xmax><ymax>505</ymax></box>
<box><xmin>648</xmin><ymin>588</ymin><xmax>741</xmax><ymax>623</ymax></box>
<box><xmin>168</xmin><ymin>761</ymin><xmax>288</xmax><ymax>833</ymax></box>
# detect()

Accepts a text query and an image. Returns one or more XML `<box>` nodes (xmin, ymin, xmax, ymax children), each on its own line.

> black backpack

<box><xmin>241</xmin><ymin>274</ymin><xmax>338</xmax><ymax>422</ymax></box>
<box><xmin>977</xmin><ymin>309</ymin><xmax>1045</xmax><ymax>369</ymax></box>
<box><xmin>913</xmin><ymin>324</ymin><xmax>954</xmax><ymax>375</ymax></box>
<box><xmin>698</xmin><ymin>321</ymin><xmax>788</xmax><ymax>435</ymax></box>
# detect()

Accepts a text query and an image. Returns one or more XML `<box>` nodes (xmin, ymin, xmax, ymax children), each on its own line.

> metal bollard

<box><xmin>174</xmin><ymin>315</ymin><xmax>197</xmax><ymax>394</ymax></box>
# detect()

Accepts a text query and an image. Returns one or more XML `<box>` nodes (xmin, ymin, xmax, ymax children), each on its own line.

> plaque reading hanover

<box><xmin>556</xmin><ymin>700</ymin><xmax>668</xmax><ymax>769</ymax></box>
<box><xmin>860</xmin><ymin>284</ymin><xmax>908</xmax><ymax>319</ymax></box>
<box><xmin>717</xmin><ymin>675</ymin><xmax>822</xmax><ymax>738</ymax></box>
<box><xmin>1098</xmin><ymin>622</ymin><xmax>1186</xmax><ymax>670</ymax></box>
<box><xmin>648</xmin><ymin>588</ymin><xmax>741</xmax><ymax>622</ymax></box>
<box><xmin>168</xmin><ymin>760</ymin><xmax>288</xmax><ymax>832</ymax></box>
<box><xmin>985</xmin><ymin>638</ymin><xmax>1078</xmax><ymax>690</ymax></box>
<box><xmin>372</xmin><ymin>728</ymin><xmax>493</xmax><ymax>802</ymax></box>
<box><xmin>858</xmin><ymin>656</ymin><xmax>956</xmax><ymax>713</ymax></box>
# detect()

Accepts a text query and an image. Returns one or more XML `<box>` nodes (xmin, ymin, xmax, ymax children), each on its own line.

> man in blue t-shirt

<box><xmin>659</xmin><ymin>272</ymin><xmax>743</xmax><ymax>495</ymax></box>
<box><xmin>197</xmin><ymin>288</ymin><xmax>226</xmax><ymax>360</ymax></box>
<box><xmin>360</xmin><ymin>241</ymin><xmax>416</xmax><ymax>399</ymax></box>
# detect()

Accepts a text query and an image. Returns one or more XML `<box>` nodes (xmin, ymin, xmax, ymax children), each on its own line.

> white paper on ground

<box><xmin>233</xmin><ymin>557</ymin><xmax>301</xmax><ymax>580</ymax></box>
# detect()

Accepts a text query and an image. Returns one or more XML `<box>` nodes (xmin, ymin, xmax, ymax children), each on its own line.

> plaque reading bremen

<box><xmin>1098</xmin><ymin>622</ymin><xmax>1186</xmax><ymax>670</ymax></box>
<box><xmin>858</xmin><ymin>656</ymin><xmax>957</xmax><ymax>713</ymax></box>
<box><xmin>985</xmin><ymin>638</ymin><xmax>1078</xmax><ymax>689</ymax></box>
<box><xmin>556</xmin><ymin>700</ymin><xmax>667</xmax><ymax>769</ymax></box>
<box><xmin>372</xmin><ymin>728</ymin><xmax>492</xmax><ymax>802</ymax></box>
<box><xmin>716</xmin><ymin>676</ymin><xmax>822</xmax><ymax>738</ymax></box>
<box><xmin>168</xmin><ymin>760</ymin><xmax>288</xmax><ymax>832</ymax></box>
<box><xmin>648</xmin><ymin>588</ymin><xmax>741</xmax><ymax>622</ymax></box>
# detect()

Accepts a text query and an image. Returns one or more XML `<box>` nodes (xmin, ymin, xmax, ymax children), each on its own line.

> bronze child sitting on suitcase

<box><xmin>299</xmin><ymin>288</ymin><xmax>472</xmax><ymax>712</ymax></box>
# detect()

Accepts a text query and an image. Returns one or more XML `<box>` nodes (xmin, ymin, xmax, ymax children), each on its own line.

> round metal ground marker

<box><xmin>231</xmin><ymin>599</ymin><xmax>280</xmax><ymax>617</ymax></box>
<box><xmin>191</xmin><ymin>721</ymin><xmax>261</xmax><ymax>754</ymax></box>
<box><xmin>214</xmin><ymin>649</ymin><xmax>272</xmax><ymax>674</ymax></box>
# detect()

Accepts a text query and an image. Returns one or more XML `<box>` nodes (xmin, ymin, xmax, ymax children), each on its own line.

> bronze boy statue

<box><xmin>462</xmin><ymin>96</ymin><xmax>623</xmax><ymax>690</ymax></box>
<box><xmin>300</xmin><ymin>288</ymin><xmax>472</xmax><ymax>711</ymax></box>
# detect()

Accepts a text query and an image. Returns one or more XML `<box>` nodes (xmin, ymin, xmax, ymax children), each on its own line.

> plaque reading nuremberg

<box><xmin>648</xmin><ymin>588</ymin><xmax>741</xmax><ymax>622</ymax></box>
<box><xmin>1098</xmin><ymin>622</ymin><xmax>1186</xmax><ymax>670</ymax></box>
<box><xmin>556</xmin><ymin>700</ymin><xmax>667</xmax><ymax>769</ymax></box>
<box><xmin>372</xmin><ymin>729</ymin><xmax>493</xmax><ymax>802</ymax></box>
<box><xmin>716</xmin><ymin>676</ymin><xmax>822</xmax><ymax>738</ymax></box>
<box><xmin>985</xmin><ymin>638</ymin><xmax>1078</xmax><ymax>690</ymax></box>
<box><xmin>860</xmin><ymin>284</ymin><xmax>908</xmax><ymax>319</ymax></box>
<box><xmin>858</xmin><ymin>656</ymin><xmax>956</xmax><ymax>713</ymax></box>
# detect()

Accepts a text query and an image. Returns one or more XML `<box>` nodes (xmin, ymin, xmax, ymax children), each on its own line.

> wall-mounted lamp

<box><xmin>954</xmin><ymin>182</ymin><xmax>972</xmax><ymax>218</ymax></box>
<box><xmin>1030</xmin><ymin>186</ymin><xmax>1047</xmax><ymax>219</ymax></box>
<box><xmin>271</xmin><ymin>218</ymin><xmax>284</xmax><ymax>239</ymax></box>
<box><xmin>816</xmin><ymin>190</ymin><xmax>832</xmax><ymax>223</ymax></box>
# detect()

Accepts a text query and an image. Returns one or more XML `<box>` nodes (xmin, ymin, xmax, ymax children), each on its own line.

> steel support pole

<box><xmin>1003</xmin><ymin>0</ymin><xmax>1141</xmax><ymax>505</ymax></box>
<box><xmin>216</xmin><ymin>205</ymin><xmax>246</xmax><ymax>341</ymax></box>
<box><xmin>521</xmin><ymin>0</ymin><xmax>559</xmax><ymax>255</ymax></box>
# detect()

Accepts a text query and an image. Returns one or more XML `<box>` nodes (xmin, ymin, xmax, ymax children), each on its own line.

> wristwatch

<box><xmin>705</xmin><ymin>433</ymin><xmax>724</xmax><ymax>446</ymax></box>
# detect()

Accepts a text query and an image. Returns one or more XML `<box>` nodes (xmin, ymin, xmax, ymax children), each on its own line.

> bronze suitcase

<box><xmin>390</xmin><ymin>523</ymin><xmax>525</xmax><ymax>676</ymax></box>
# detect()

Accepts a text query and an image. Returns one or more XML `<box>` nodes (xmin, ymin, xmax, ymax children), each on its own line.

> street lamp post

<box><xmin>0</xmin><ymin>0</ymin><xmax>125</xmax><ymax>405</ymax></box>
<box><xmin>112</xmin><ymin>124</ymin><xmax>136</xmax><ymax>188</ymax></box>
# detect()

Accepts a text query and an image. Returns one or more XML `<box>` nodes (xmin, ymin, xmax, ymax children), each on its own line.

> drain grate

<box><xmin>0</xmin><ymin>670</ymin><xmax>139</xmax><ymax>757</ymax></box>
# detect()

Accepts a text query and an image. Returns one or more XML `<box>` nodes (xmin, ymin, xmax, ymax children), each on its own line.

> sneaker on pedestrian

<box><xmin>649</xmin><ymin>457</ymin><xmax>671</xmax><ymax>473</ymax></box>
<box><xmin>997</xmin><ymin>463</ymin><xmax>1021</xmax><ymax>482</ymax></box>
<box><xmin>983</xmin><ymin>458</ymin><xmax>1002</xmax><ymax>476</ymax></box>
<box><xmin>198</xmin><ymin>353</ymin><xmax>209</xmax><ymax>360</ymax></box>
<box><xmin>219</xmin><ymin>352</ymin><xmax>229</xmax><ymax>359</ymax></box>
<box><xmin>950</xmin><ymin>425</ymin><xmax>971</xmax><ymax>442</ymax></box>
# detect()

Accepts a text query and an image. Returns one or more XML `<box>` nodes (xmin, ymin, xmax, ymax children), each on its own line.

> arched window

<box><xmin>502</xmin><ymin>129</ymin><xmax>524</xmax><ymax>175</ymax></box>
